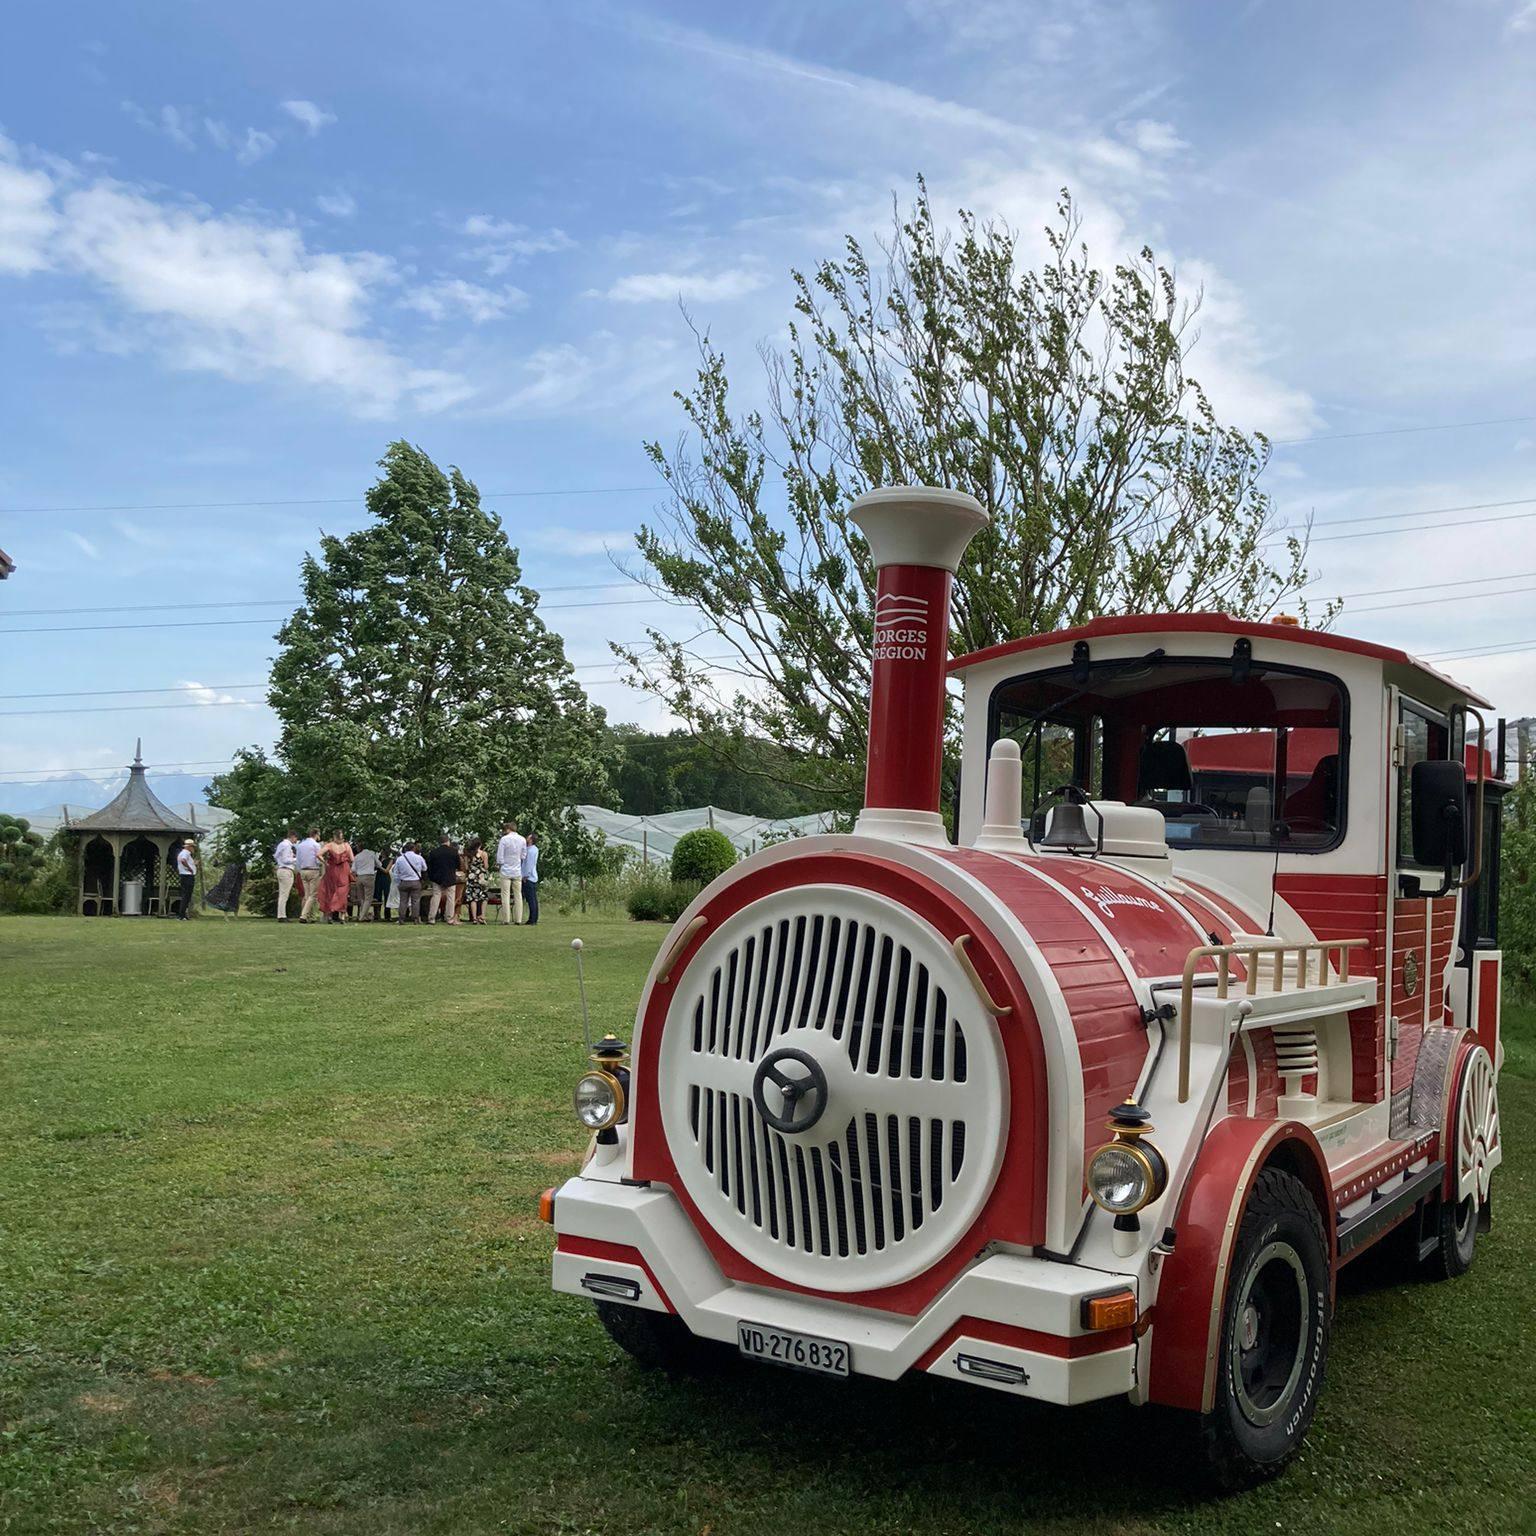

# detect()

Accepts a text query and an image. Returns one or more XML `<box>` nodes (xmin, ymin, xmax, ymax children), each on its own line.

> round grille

<box><xmin>656</xmin><ymin>884</ymin><xmax>1009</xmax><ymax>1291</ymax></box>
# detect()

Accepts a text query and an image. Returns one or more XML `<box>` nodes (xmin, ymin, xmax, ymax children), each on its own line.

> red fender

<box><xmin>1147</xmin><ymin>1118</ymin><xmax>1332</xmax><ymax>1414</ymax></box>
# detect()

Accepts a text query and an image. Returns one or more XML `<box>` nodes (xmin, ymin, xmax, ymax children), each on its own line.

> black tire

<box><xmin>1196</xmin><ymin>1167</ymin><xmax>1331</xmax><ymax>1491</ymax></box>
<box><xmin>594</xmin><ymin>1302</ymin><xmax>725</xmax><ymax>1376</ymax></box>
<box><xmin>1422</xmin><ymin>1188</ymin><xmax>1477</xmax><ymax>1280</ymax></box>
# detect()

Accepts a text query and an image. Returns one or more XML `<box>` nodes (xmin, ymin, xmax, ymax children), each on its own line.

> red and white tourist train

<box><xmin>541</xmin><ymin>486</ymin><xmax>1508</xmax><ymax>1485</ymax></box>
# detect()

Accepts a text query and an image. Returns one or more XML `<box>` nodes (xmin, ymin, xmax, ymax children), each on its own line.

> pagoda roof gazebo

<box><xmin>65</xmin><ymin>742</ymin><xmax>205</xmax><ymax>916</ymax></box>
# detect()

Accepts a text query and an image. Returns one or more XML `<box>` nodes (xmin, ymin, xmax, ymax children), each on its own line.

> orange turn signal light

<box><xmin>537</xmin><ymin>1186</ymin><xmax>556</xmax><ymax>1224</ymax></box>
<box><xmin>1082</xmin><ymin>1288</ymin><xmax>1137</xmax><ymax>1332</ymax></box>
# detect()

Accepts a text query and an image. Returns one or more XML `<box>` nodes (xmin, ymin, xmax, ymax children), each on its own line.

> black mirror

<box><xmin>1411</xmin><ymin>759</ymin><xmax>1467</xmax><ymax>869</ymax></box>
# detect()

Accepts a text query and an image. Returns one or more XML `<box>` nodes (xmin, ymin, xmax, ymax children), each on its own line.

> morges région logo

<box><xmin>1080</xmin><ymin>884</ymin><xmax>1163</xmax><ymax>921</ymax></box>
<box><xmin>873</xmin><ymin>592</ymin><xmax>929</xmax><ymax>661</ymax></box>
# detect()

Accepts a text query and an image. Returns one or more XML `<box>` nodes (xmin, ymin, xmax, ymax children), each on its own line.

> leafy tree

<box><xmin>1504</xmin><ymin>771</ymin><xmax>1536</xmax><ymax>997</ymax></box>
<box><xmin>670</xmin><ymin>827</ymin><xmax>738</xmax><ymax>885</ymax></box>
<box><xmin>609</xmin><ymin>724</ymin><xmax>832</xmax><ymax>818</ymax></box>
<box><xmin>0</xmin><ymin>814</ymin><xmax>47</xmax><ymax>910</ymax></box>
<box><xmin>621</xmin><ymin>183</ymin><xmax>1325</xmax><ymax>807</ymax></box>
<box><xmin>210</xmin><ymin>442</ymin><xmax>614</xmax><ymax>884</ymax></box>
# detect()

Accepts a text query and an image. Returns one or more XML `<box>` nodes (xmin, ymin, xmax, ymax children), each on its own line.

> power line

<box><xmin>0</xmin><ymin>581</ymin><xmax>639</xmax><ymax>619</ymax></box>
<box><xmin>1272</xmin><ymin>414</ymin><xmax>1536</xmax><ymax>448</ymax></box>
<box><xmin>1346</xmin><ymin>581</ymin><xmax>1536</xmax><ymax>616</ymax></box>
<box><xmin>0</xmin><ymin>682</ymin><xmax>266</xmax><ymax>702</ymax></box>
<box><xmin>0</xmin><ymin>594</ymin><xmax>671</xmax><ymax>637</ymax></box>
<box><xmin>0</xmin><ymin>486</ymin><xmax>656</xmax><ymax>516</ymax></box>
<box><xmin>0</xmin><ymin>756</ymin><xmax>239</xmax><ymax>780</ymax></box>
<box><xmin>1309</xmin><ymin>505</ymin><xmax>1536</xmax><ymax>544</ymax></box>
<box><xmin>1336</xmin><ymin>569</ymin><xmax>1536</xmax><ymax>602</ymax></box>
<box><xmin>1306</xmin><ymin>495</ymin><xmax>1536</xmax><ymax>532</ymax></box>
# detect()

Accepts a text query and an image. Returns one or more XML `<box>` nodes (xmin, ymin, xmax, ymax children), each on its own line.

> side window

<box><xmin>1396</xmin><ymin>702</ymin><xmax>1450</xmax><ymax>867</ymax></box>
<box><xmin>993</xmin><ymin>713</ymin><xmax>1103</xmax><ymax>830</ymax></box>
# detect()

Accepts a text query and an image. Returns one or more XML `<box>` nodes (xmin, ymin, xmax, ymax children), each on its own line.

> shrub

<box><xmin>626</xmin><ymin>878</ymin><xmax>701</xmax><ymax>923</ymax></box>
<box><xmin>670</xmin><ymin>827</ymin><xmax>737</xmax><ymax>886</ymax></box>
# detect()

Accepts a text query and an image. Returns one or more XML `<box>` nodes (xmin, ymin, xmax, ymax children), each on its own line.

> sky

<box><xmin>2</xmin><ymin>0</ymin><xmax>1534</xmax><ymax>795</ymax></box>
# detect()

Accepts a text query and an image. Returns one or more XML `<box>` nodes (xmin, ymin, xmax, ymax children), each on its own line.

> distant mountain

<box><xmin>0</xmin><ymin>772</ymin><xmax>217</xmax><ymax>819</ymax></box>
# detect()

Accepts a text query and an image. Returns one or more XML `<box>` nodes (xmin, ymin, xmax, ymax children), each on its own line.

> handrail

<box><xmin>1175</xmin><ymin>937</ymin><xmax>1372</xmax><ymax>1102</ymax></box>
<box><xmin>657</xmin><ymin>914</ymin><xmax>708</xmax><ymax>984</ymax></box>
<box><xmin>1457</xmin><ymin>704</ymin><xmax>1487</xmax><ymax>891</ymax></box>
<box><xmin>952</xmin><ymin>933</ymin><xmax>1014</xmax><ymax>1017</ymax></box>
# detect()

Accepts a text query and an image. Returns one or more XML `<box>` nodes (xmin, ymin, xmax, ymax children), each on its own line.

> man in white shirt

<box><xmin>175</xmin><ymin>839</ymin><xmax>198</xmax><ymax>920</ymax></box>
<box><xmin>273</xmin><ymin>829</ymin><xmax>299</xmax><ymax>921</ymax></box>
<box><xmin>392</xmin><ymin>843</ymin><xmax>428</xmax><ymax>924</ymax></box>
<box><xmin>296</xmin><ymin>829</ymin><xmax>322</xmax><ymax>923</ymax></box>
<box><xmin>495</xmin><ymin>820</ymin><xmax>527</xmax><ymax>925</ymax></box>
<box><xmin>351</xmin><ymin>845</ymin><xmax>378</xmax><ymax>921</ymax></box>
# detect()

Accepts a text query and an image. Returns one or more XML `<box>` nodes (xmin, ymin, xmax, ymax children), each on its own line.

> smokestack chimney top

<box><xmin>850</xmin><ymin>486</ymin><xmax>988</xmax><ymax>574</ymax></box>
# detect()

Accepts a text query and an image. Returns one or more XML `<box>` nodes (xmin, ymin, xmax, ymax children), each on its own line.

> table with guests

<box><xmin>270</xmin><ymin>821</ymin><xmax>540</xmax><ymax>927</ymax></box>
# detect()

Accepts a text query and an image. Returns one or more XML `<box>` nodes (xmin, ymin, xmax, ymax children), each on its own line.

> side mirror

<box><xmin>1410</xmin><ymin>758</ymin><xmax>1467</xmax><ymax>870</ymax></box>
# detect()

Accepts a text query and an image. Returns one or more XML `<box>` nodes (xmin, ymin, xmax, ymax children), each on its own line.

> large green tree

<box><xmin>211</xmin><ymin>442</ymin><xmax>613</xmax><ymax>878</ymax></box>
<box><xmin>621</xmin><ymin>184</ymin><xmax>1328</xmax><ymax>807</ymax></box>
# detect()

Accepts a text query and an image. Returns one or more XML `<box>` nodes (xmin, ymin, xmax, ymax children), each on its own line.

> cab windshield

<box><xmin>988</xmin><ymin>654</ymin><xmax>1347</xmax><ymax>851</ymax></box>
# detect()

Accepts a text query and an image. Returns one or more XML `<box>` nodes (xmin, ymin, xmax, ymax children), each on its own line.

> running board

<box><xmin>1337</xmin><ymin>1161</ymin><xmax>1445</xmax><ymax>1259</ymax></box>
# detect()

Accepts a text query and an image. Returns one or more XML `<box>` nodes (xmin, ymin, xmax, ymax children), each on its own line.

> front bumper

<box><xmin>552</xmin><ymin>1176</ymin><xmax>1139</xmax><ymax>1407</ymax></box>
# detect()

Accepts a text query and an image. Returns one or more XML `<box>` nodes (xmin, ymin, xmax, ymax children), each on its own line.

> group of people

<box><xmin>271</xmin><ymin>821</ymin><xmax>540</xmax><ymax>927</ymax></box>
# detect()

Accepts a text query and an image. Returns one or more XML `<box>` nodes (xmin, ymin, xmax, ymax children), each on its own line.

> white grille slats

<box><xmin>657</xmin><ymin>885</ymin><xmax>1009</xmax><ymax>1292</ymax></box>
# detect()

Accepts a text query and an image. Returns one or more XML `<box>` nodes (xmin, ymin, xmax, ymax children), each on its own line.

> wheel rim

<box><xmin>1230</xmin><ymin>1241</ymin><xmax>1310</xmax><ymax>1429</ymax></box>
<box><xmin>1456</xmin><ymin>1049</ymin><xmax>1501</xmax><ymax>1207</ymax></box>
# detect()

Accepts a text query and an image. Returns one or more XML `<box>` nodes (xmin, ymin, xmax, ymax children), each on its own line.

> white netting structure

<box><xmin>573</xmin><ymin>805</ymin><xmax>839</xmax><ymax>866</ymax></box>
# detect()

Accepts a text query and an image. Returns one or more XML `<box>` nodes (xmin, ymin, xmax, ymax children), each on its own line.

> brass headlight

<box><xmin>574</xmin><ymin>1069</ymin><xmax>624</xmax><ymax>1131</ymax></box>
<box><xmin>1087</xmin><ymin>1100</ymin><xmax>1167</xmax><ymax>1215</ymax></box>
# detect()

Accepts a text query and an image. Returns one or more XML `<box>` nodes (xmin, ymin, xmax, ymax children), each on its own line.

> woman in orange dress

<box><xmin>317</xmin><ymin>830</ymin><xmax>354</xmax><ymax>924</ymax></box>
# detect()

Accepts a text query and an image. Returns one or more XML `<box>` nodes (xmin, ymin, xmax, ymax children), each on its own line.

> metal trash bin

<box><xmin>120</xmin><ymin>878</ymin><xmax>144</xmax><ymax>916</ymax></box>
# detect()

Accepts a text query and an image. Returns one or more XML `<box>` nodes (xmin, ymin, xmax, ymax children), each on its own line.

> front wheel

<box><xmin>594</xmin><ymin>1302</ymin><xmax>725</xmax><ymax>1376</ymax></box>
<box><xmin>1196</xmin><ymin>1167</ymin><xmax>1331</xmax><ymax>1490</ymax></box>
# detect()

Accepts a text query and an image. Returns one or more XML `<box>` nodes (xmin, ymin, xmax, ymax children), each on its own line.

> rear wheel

<box><xmin>1196</xmin><ymin>1167</ymin><xmax>1330</xmax><ymax>1490</ymax></box>
<box><xmin>594</xmin><ymin>1302</ymin><xmax>725</xmax><ymax>1375</ymax></box>
<box><xmin>1424</xmin><ymin>1046</ymin><xmax>1500</xmax><ymax>1281</ymax></box>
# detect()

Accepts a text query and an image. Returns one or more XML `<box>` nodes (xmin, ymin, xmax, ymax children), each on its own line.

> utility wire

<box><xmin>0</xmin><ymin>486</ymin><xmax>656</xmax><ymax>516</ymax></box>
<box><xmin>1</xmin><ymin>413</ymin><xmax>1530</xmax><ymax>516</ymax></box>
<box><xmin>1271</xmin><ymin>414</ymin><xmax>1536</xmax><ymax>448</ymax></box>
<box><xmin>0</xmin><ymin>594</ymin><xmax>671</xmax><ymax>637</ymax></box>
<box><xmin>0</xmin><ymin>581</ymin><xmax>639</xmax><ymax>618</ymax></box>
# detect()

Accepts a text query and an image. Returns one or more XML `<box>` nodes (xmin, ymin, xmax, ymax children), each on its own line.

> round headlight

<box><xmin>1088</xmin><ymin>1142</ymin><xmax>1155</xmax><ymax>1214</ymax></box>
<box><xmin>574</xmin><ymin>1070</ymin><xmax>623</xmax><ymax>1131</ymax></box>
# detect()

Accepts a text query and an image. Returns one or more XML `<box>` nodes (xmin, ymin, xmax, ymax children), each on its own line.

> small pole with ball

<box><xmin>571</xmin><ymin>937</ymin><xmax>592</xmax><ymax>1056</ymax></box>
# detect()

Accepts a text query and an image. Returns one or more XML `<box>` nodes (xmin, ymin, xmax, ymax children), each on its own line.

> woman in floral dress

<box><xmin>317</xmin><ymin>830</ymin><xmax>354</xmax><ymax>924</ymax></box>
<box><xmin>462</xmin><ymin>836</ymin><xmax>490</xmax><ymax>925</ymax></box>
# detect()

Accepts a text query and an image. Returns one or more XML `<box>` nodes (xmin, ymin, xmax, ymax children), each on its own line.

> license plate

<box><xmin>737</xmin><ymin>1322</ymin><xmax>850</xmax><ymax>1377</ymax></box>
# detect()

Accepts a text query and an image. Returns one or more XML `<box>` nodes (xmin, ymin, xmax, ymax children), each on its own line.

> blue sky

<box><xmin>2</xmin><ymin>0</ymin><xmax>1534</xmax><ymax>791</ymax></box>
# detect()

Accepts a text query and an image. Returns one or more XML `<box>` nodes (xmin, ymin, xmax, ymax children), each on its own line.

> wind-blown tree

<box><xmin>210</xmin><ymin>442</ymin><xmax>613</xmax><ymax>882</ymax></box>
<box><xmin>620</xmin><ymin>184</ymin><xmax>1327</xmax><ymax>807</ymax></box>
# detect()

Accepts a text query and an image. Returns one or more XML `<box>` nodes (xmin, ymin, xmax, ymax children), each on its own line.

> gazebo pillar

<box><xmin>110</xmin><ymin>834</ymin><xmax>123</xmax><ymax>917</ymax></box>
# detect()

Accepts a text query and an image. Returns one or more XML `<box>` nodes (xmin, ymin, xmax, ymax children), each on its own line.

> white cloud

<box><xmin>281</xmin><ymin>100</ymin><xmax>337</xmax><ymax>136</ymax></box>
<box><xmin>1124</xmin><ymin>118</ymin><xmax>1186</xmax><ymax>156</ymax></box>
<box><xmin>0</xmin><ymin>140</ymin><xmax>57</xmax><ymax>274</ymax></box>
<box><xmin>178</xmin><ymin>680</ymin><xmax>255</xmax><ymax>708</ymax></box>
<box><xmin>461</xmin><ymin>214</ymin><xmax>573</xmax><ymax>274</ymax></box>
<box><xmin>66</xmin><ymin>531</ymin><xmax>100</xmax><ymax>559</ymax></box>
<box><xmin>0</xmin><ymin>144</ymin><xmax>472</xmax><ymax>417</ymax></box>
<box><xmin>1508</xmin><ymin>0</ymin><xmax>1536</xmax><ymax>32</ymax></box>
<box><xmin>527</xmin><ymin>527</ymin><xmax>635</xmax><ymax>556</ymax></box>
<box><xmin>597</xmin><ymin>266</ymin><xmax>767</xmax><ymax>304</ymax></box>
<box><xmin>236</xmin><ymin>128</ymin><xmax>277</xmax><ymax>166</ymax></box>
<box><xmin>401</xmin><ymin>276</ymin><xmax>527</xmax><ymax>323</ymax></box>
<box><xmin>122</xmin><ymin>101</ymin><xmax>196</xmax><ymax>149</ymax></box>
<box><xmin>316</xmin><ymin>190</ymin><xmax>356</xmax><ymax>218</ymax></box>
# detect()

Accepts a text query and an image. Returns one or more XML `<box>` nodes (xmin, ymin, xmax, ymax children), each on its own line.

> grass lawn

<box><xmin>2</xmin><ymin>914</ymin><xmax>1532</xmax><ymax>1535</ymax></box>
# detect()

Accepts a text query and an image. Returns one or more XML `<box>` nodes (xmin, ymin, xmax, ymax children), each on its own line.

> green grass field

<box><xmin>2</xmin><ymin>914</ymin><xmax>1532</xmax><ymax>1535</ymax></box>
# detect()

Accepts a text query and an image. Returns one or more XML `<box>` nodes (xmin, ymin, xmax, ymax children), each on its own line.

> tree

<box><xmin>1504</xmin><ymin>772</ymin><xmax>1535</xmax><ymax>997</ymax></box>
<box><xmin>0</xmin><ymin>814</ymin><xmax>46</xmax><ymax>910</ymax></box>
<box><xmin>608</xmin><ymin>724</ymin><xmax>833</xmax><ymax>818</ymax></box>
<box><xmin>620</xmin><ymin>184</ymin><xmax>1326</xmax><ymax>808</ymax></box>
<box><xmin>210</xmin><ymin>442</ymin><xmax>614</xmax><ymax>881</ymax></box>
<box><xmin>670</xmin><ymin>827</ymin><xmax>738</xmax><ymax>885</ymax></box>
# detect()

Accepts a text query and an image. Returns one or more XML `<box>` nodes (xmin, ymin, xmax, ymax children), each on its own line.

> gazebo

<box><xmin>65</xmin><ymin>742</ymin><xmax>205</xmax><ymax>916</ymax></box>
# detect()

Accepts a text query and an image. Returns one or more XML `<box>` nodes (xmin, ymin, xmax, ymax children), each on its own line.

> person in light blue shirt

<box><xmin>522</xmin><ymin>832</ymin><xmax>540</xmax><ymax>926</ymax></box>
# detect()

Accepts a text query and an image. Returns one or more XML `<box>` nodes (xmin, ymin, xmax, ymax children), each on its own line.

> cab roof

<box><xmin>947</xmin><ymin>611</ymin><xmax>1492</xmax><ymax>708</ymax></box>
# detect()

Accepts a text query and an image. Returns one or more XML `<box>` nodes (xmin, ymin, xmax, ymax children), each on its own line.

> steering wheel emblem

<box><xmin>752</xmin><ymin>1047</ymin><xmax>830</xmax><ymax>1135</ymax></box>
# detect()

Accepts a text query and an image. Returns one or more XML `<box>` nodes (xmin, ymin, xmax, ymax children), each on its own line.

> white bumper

<box><xmin>551</xmin><ymin>1176</ymin><xmax>1139</xmax><ymax>1407</ymax></box>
